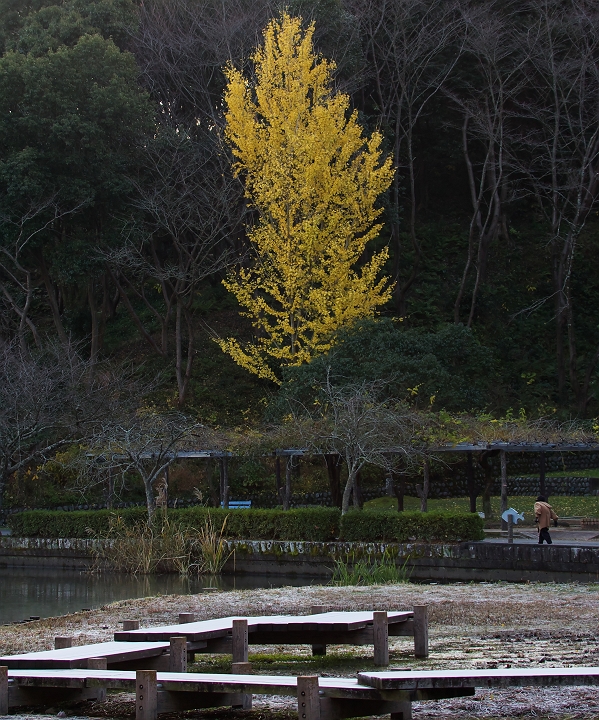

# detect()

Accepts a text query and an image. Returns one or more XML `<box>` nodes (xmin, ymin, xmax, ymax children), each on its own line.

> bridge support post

<box><xmin>169</xmin><ymin>637</ymin><xmax>188</xmax><ymax>673</ymax></box>
<box><xmin>414</xmin><ymin>605</ymin><xmax>429</xmax><ymax>658</ymax></box>
<box><xmin>310</xmin><ymin>605</ymin><xmax>326</xmax><ymax>656</ymax></box>
<box><xmin>136</xmin><ymin>670</ymin><xmax>157</xmax><ymax>720</ymax></box>
<box><xmin>0</xmin><ymin>666</ymin><xmax>8</xmax><ymax>715</ymax></box>
<box><xmin>87</xmin><ymin>657</ymin><xmax>107</xmax><ymax>702</ymax></box>
<box><xmin>297</xmin><ymin>676</ymin><xmax>320</xmax><ymax>720</ymax></box>
<box><xmin>232</xmin><ymin>619</ymin><xmax>248</xmax><ymax>663</ymax></box>
<box><xmin>373</xmin><ymin>611</ymin><xmax>389</xmax><ymax>666</ymax></box>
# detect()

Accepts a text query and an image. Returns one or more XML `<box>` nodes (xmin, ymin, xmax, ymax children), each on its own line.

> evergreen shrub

<box><xmin>7</xmin><ymin>507</ymin><xmax>340</xmax><ymax>541</ymax></box>
<box><xmin>7</xmin><ymin>507</ymin><xmax>484</xmax><ymax>542</ymax></box>
<box><xmin>340</xmin><ymin>510</ymin><xmax>485</xmax><ymax>542</ymax></box>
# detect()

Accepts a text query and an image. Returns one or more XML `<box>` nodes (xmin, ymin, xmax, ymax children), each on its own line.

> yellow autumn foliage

<box><xmin>219</xmin><ymin>13</ymin><xmax>394</xmax><ymax>383</ymax></box>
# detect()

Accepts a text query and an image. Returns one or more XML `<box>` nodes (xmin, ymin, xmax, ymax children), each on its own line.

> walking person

<box><xmin>534</xmin><ymin>495</ymin><xmax>558</xmax><ymax>544</ymax></box>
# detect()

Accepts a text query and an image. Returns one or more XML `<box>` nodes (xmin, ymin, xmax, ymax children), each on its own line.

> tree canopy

<box><xmin>218</xmin><ymin>13</ymin><xmax>394</xmax><ymax>382</ymax></box>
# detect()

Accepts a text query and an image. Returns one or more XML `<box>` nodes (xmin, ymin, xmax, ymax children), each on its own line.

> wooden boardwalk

<box><xmin>114</xmin><ymin>608</ymin><xmax>428</xmax><ymax>661</ymax></box>
<box><xmin>0</xmin><ymin>667</ymin><xmax>452</xmax><ymax>720</ymax></box>
<box><xmin>359</xmin><ymin>666</ymin><xmax>599</xmax><ymax>689</ymax></box>
<box><xmin>0</xmin><ymin>608</ymin><xmax>428</xmax><ymax>676</ymax></box>
<box><xmin>0</xmin><ymin>641</ymin><xmax>170</xmax><ymax>669</ymax></box>
<box><xmin>4</xmin><ymin>665</ymin><xmax>599</xmax><ymax>720</ymax></box>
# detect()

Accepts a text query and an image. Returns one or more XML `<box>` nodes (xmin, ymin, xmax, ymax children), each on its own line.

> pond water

<box><xmin>0</xmin><ymin>568</ymin><xmax>319</xmax><ymax>625</ymax></box>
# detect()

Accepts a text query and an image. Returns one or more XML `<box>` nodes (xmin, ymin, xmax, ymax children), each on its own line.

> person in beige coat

<box><xmin>534</xmin><ymin>495</ymin><xmax>558</xmax><ymax>544</ymax></box>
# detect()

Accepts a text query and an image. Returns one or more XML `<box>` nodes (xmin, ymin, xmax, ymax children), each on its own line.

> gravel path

<box><xmin>2</xmin><ymin>580</ymin><xmax>599</xmax><ymax>719</ymax></box>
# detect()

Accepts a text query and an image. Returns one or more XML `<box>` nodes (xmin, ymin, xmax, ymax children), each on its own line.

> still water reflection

<box><xmin>0</xmin><ymin>568</ymin><xmax>318</xmax><ymax>625</ymax></box>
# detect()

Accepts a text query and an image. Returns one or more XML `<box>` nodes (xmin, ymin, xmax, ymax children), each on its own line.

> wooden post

<box><xmin>87</xmin><ymin>657</ymin><xmax>107</xmax><ymax>702</ymax></box>
<box><xmin>54</xmin><ymin>636</ymin><xmax>73</xmax><ymax>649</ymax></box>
<box><xmin>122</xmin><ymin>620</ymin><xmax>140</xmax><ymax>631</ymax></box>
<box><xmin>169</xmin><ymin>636</ymin><xmax>188</xmax><ymax>673</ymax></box>
<box><xmin>310</xmin><ymin>605</ymin><xmax>326</xmax><ymax>656</ymax></box>
<box><xmin>178</xmin><ymin>613</ymin><xmax>195</xmax><ymax>624</ymax></box>
<box><xmin>275</xmin><ymin>455</ymin><xmax>283</xmax><ymax>504</ymax></box>
<box><xmin>467</xmin><ymin>451</ymin><xmax>477</xmax><ymax>513</ymax></box>
<box><xmin>219</xmin><ymin>456</ymin><xmax>230</xmax><ymax>509</ymax></box>
<box><xmin>136</xmin><ymin>670</ymin><xmax>157</xmax><ymax>720</ymax></box>
<box><xmin>391</xmin><ymin>703</ymin><xmax>413</xmax><ymax>720</ymax></box>
<box><xmin>232</xmin><ymin>660</ymin><xmax>252</xmax><ymax>710</ymax></box>
<box><xmin>508</xmin><ymin>515</ymin><xmax>514</xmax><ymax>544</ymax></box>
<box><xmin>413</xmin><ymin>605</ymin><xmax>429</xmax><ymax>658</ymax></box>
<box><xmin>284</xmin><ymin>456</ymin><xmax>293</xmax><ymax>511</ymax></box>
<box><xmin>539</xmin><ymin>452</ymin><xmax>547</xmax><ymax>500</ymax></box>
<box><xmin>373</xmin><ymin>611</ymin><xmax>389</xmax><ymax>667</ymax></box>
<box><xmin>232</xmin><ymin>619</ymin><xmax>248</xmax><ymax>664</ymax></box>
<box><xmin>297</xmin><ymin>676</ymin><xmax>320</xmax><ymax>720</ymax></box>
<box><xmin>500</xmin><ymin>450</ymin><xmax>508</xmax><ymax>531</ymax></box>
<box><xmin>0</xmin><ymin>666</ymin><xmax>8</xmax><ymax>716</ymax></box>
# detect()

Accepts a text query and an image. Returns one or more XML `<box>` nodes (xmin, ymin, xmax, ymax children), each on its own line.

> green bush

<box><xmin>340</xmin><ymin>510</ymin><xmax>485</xmax><ymax>542</ymax></box>
<box><xmin>7</xmin><ymin>508</ymin><xmax>148</xmax><ymax>538</ymax></box>
<box><xmin>7</xmin><ymin>507</ymin><xmax>484</xmax><ymax>542</ymax></box>
<box><xmin>7</xmin><ymin>506</ymin><xmax>340</xmax><ymax>541</ymax></box>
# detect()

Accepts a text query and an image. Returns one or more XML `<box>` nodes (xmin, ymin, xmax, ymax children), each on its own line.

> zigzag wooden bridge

<box><xmin>114</xmin><ymin>608</ymin><xmax>429</xmax><ymax>662</ymax></box>
<box><xmin>0</xmin><ymin>609</ymin><xmax>429</xmax><ymax>672</ymax></box>
<box><xmin>0</xmin><ymin>666</ymin><xmax>463</xmax><ymax>720</ymax></box>
<box><xmin>2</xmin><ymin>666</ymin><xmax>599</xmax><ymax>720</ymax></box>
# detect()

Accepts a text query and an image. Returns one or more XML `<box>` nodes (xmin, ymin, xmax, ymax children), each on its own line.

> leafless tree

<box><xmin>512</xmin><ymin>0</ymin><xmax>599</xmax><ymax>410</ymax></box>
<box><xmin>0</xmin><ymin>198</ymin><xmax>89</xmax><ymax>351</ymax></box>
<box><xmin>108</xmin><ymin>129</ymin><xmax>243</xmax><ymax>405</ymax></box>
<box><xmin>86</xmin><ymin>411</ymin><xmax>219</xmax><ymax>520</ymax></box>
<box><xmin>0</xmin><ymin>340</ymin><xmax>137</xmax><ymax>510</ymax></box>
<box><xmin>450</xmin><ymin>1</ymin><xmax>527</xmax><ymax>326</ymax></box>
<box><xmin>349</xmin><ymin>0</ymin><xmax>464</xmax><ymax>313</ymax></box>
<box><xmin>290</xmin><ymin>375</ymin><xmax>424</xmax><ymax>514</ymax></box>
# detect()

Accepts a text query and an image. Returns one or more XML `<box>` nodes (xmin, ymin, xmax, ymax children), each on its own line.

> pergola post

<box><xmin>466</xmin><ymin>451</ymin><xmax>477</xmax><ymax>513</ymax></box>
<box><xmin>539</xmin><ymin>452</ymin><xmax>546</xmax><ymax>500</ymax></box>
<box><xmin>500</xmin><ymin>450</ymin><xmax>508</xmax><ymax>530</ymax></box>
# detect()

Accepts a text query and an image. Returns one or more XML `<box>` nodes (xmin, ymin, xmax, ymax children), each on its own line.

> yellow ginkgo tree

<box><xmin>219</xmin><ymin>13</ymin><xmax>394</xmax><ymax>382</ymax></box>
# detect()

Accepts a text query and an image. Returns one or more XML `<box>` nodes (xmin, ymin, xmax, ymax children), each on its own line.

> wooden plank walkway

<box><xmin>114</xmin><ymin>609</ymin><xmax>427</xmax><ymax>660</ymax></box>
<box><xmin>359</xmin><ymin>667</ymin><xmax>599</xmax><ymax>689</ymax></box>
<box><xmin>0</xmin><ymin>667</ymin><xmax>453</xmax><ymax>720</ymax></box>
<box><xmin>4</xmin><ymin>665</ymin><xmax>599</xmax><ymax>720</ymax></box>
<box><xmin>0</xmin><ymin>641</ymin><xmax>169</xmax><ymax>669</ymax></box>
<box><xmin>0</xmin><ymin>609</ymin><xmax>427</xmax><ymax>679</ymax></box>
<box><xmin>114</xmin><ymin>611</ymin><xmax>412</xmax><ymax>640</ymax></box>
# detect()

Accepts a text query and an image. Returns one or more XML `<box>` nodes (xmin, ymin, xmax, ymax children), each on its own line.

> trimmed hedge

<box><xmin>340</xmin><ymin>511</ymin><xmax>485</xmax><ymax>542</ymax></box>
<box><xmin>6</xmin><ymin>507</ymin><xmax>341</xmax><ymax>542</ymax></box>
<box><xmin>7</xmin><ymin>508</ymin><xmax>484</xmax><ymax>542</ymax></box>
<box><xmin>6</xmin><ymin>508</ymin><xmax>148</xmax><ymax>539</ymax></box>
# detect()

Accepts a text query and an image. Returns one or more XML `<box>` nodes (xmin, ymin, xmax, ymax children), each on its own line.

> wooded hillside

<box><xmin>1</xmin><ymin>0</ymin><xmax>599</xmax><ymax>422</ymax></box>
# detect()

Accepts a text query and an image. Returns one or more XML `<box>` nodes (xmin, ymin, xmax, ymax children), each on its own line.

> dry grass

<box><xmin>2</xmin><ymin>581</ymin><xmax>599</xmax><ymax>718</ymax></box>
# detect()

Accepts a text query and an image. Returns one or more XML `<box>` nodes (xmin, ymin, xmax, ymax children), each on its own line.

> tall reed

<box><xmin>90</xmin><ymin>511</ymin><xmax>231</xmax><ymax>576</ymax></box>
<box><xmin>329</xmin><ymin>549</ymin><xmax>411</xmax><ymax>586</ymax></box>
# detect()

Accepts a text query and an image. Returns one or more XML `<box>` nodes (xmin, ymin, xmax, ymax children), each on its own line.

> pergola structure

<box><xmin>98</xmin><ymin>442</ymin><xmax>599</xmax><ymax>521</ymax></box>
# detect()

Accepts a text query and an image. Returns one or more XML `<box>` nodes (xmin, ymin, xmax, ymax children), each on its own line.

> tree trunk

<box><xmin>390</xmin><ymin>472</ymin><xmax>406</xmax><ymax>512</ymax></box>
<box><xmin>353</xmin><ymin>470</ymin><xmax>363</xmax><ymax>509</ymax></box>
<box><xmin>324</xmin><ymin>454</ymin><xmax>342</xmax><ymax>508</ymax></box>
<box><xmin>416</xmin><ymin>460</ymin><xmax>430</xmax><ymax>512</ymax></box>
<box><xmin>341</xmin><ymin>465</ymin><xmax>357</xmax><ymax>515</ymax></box>
<box><xmin>144</xmin><ymin>477</ymin><xmax>156</xmax><ymax>522</ymax></box>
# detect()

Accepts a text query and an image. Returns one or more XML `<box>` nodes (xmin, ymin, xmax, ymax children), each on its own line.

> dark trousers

<box><xmin>538</xmin><ymin>527</ymin><xmax>552</xmax><ymax>544</ymax></box>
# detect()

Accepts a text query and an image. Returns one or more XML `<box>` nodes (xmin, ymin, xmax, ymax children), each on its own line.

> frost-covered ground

<box><xmin>2</xmin><ymin>581</ymin><xmax>599</xmax><ymax>718</ymax></box>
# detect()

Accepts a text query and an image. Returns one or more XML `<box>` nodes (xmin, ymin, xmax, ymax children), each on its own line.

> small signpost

<box><xmin>501</xmin><ymin>508</ymin><xmax>525</xmax><ymax>544</ymax></box>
